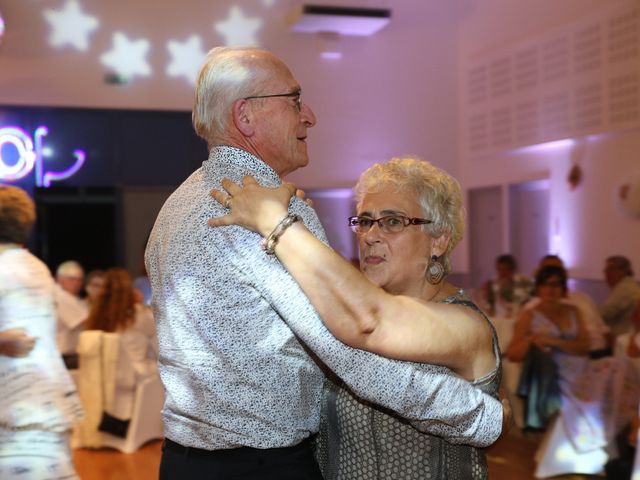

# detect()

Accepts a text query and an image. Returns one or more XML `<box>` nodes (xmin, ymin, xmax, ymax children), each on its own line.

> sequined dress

<box><xmin>315</xmin><ymin>291</ymin><xmax>502</xmax><ymax>480</ymax></box>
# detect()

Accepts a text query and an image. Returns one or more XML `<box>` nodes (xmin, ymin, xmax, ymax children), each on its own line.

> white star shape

<box><xmin>261</xmin><ymin>0</ymin><xmax>276</xmax><ymax>7</ymax></box>
<box><xmin>215</xmin><ymin>6</ymin><xmax>262</xmax><ymax>46</ymax></box>
<box><xmin>43</xmin><ymin>0</ymin><xmax>99</xmax><ymax>51</ymax></box>
<box><xmin>166</xmin><ymin>35</ymin><xmax>206</xmax><ymax>85</ymax></box>
<box><xmin>100</xmin><ymin>32</ymin><xmax>152</xmax><ymax>80</ymax></box>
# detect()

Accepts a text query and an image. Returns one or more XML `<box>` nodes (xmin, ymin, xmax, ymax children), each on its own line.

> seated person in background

<box><xmin>56</xmin><ymin>260</ymin><xmax>85</xmax><ymax>298</ymax></box>
<box><xmin>209</xmin><ymin>156</ymin><xmax>502</xmax><ymax>479</ymax></box>
<box><xmin>529</xmin><ymin>255</ymin><xmax>611</xmax><ymax>356</ymax></box>
<box><xmin>507</xmin><ymin>265</ymin><xmax>634</xmax><ymax>478</ymax></box>
<box><xmin>601</xmin><ymin>256</ymin><xmax>640</xmax><ymax>338</ymax></box>
<box><xmin>73</xmin><ymin>268</ymin><xmax>158</xmax><ymax>446</ymax></box>
<box><xmin>0</xmin><ymin>185</ymin><xmax>83</xmax><ymax>480</ymax></box>
<box><xmin>615</xmin><ymin>300</ymin><xmax>640</xmax><ymax>374</ymax></box>
<box><xmin>84</xmin><ymin>267</ymin><xmax>158</xmax><ymax>379</ymax></box>
<box><xmin>54</xmin><ymin>260</ymin><xmax>89</xmax><ymax>365</ymax></box>
<box><xmin>83</xmin><ymin>269</ymin><xmax>106</xmax><ymax>310</ymax></box>
<box><xmin>480</xmin><ymin>254</ymin><xmax>533</xmax><ymax>317</ymax></box>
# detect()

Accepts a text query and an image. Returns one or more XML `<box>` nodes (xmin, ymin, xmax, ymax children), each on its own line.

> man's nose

<box><xmin>300</xmin><ymin>102</ymin><xmax>316</xmax><ymax>127</ymax></box>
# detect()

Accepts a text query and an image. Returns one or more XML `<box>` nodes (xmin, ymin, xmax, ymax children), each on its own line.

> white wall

<box><xmin>456</xmin><ymin>0</ymin><xmax>640</xmax><ymax>280</ymax></box>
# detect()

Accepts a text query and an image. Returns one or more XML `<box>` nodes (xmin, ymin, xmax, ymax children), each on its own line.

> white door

<box><xmin>508</xmin><ymin>180</ymin><xmax>550</xmax><ymax>279</ymax></box>
<box><xmin>468</xmin><ymin>186</ymin><xmax>504</xmax><ymax>290</ymax></box>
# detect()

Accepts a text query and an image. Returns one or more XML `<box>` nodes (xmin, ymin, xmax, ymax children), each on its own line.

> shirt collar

<box><xmin>205</xmin><ymin>146</ymin><xmax>281</xmax><ymax>185</ymax></box>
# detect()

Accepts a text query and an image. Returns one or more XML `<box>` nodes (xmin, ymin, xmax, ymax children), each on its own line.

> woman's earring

<box><xmin>426</xmin><ymin>255</ymin><xmax>445</xmax><ymax>284</ymax></box>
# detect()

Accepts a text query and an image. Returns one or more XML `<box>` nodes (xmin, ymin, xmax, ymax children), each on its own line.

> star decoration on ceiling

<box><xmin>166</xmin><ymin>35</ymin><xmax>207</xmax><ymax>85</ymax></box>
<box><xmin>100</xmin><ymin>32</ymin><xmax>152</xmax><ymax>80</ymax></box>
<box><xmin>43</xmin><ymin>0</ymin><xmax>99</xmax><ymax>51</ymax></box>
<box><xmin>214</xmin><ymin>6</ymin><xmax>262</xmax><ymax>46</ymax></box>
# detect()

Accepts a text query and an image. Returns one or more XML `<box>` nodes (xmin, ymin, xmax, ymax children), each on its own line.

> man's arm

<box><xmin>261</xmin><ymin>277</ymin><xmax>503</xmax><ymax>446</ymax></box>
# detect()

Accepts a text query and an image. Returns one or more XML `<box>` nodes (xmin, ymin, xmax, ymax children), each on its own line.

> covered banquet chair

<box><xmin>71</xmin><ymin>330</ymin><xmax>164</xmax><ymax>453</ymax></box>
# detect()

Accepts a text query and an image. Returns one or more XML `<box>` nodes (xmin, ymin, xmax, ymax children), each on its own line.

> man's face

<box><xmin>604</xmin><ymin>261</ymin><xmax>625</xmax><ymax>288</ymax></box>
<box><xmin>496</xmin><ymin>262</ymin><xmax>514</xmax><ymax>281</ymax></box>
<box><xmin>85</xmin><ymin>275</ymin><xmax>105</xmax><ymax>303</ymax></box>
<box><xmin>58</xmin><ymin>273</ymin><xmax>84</xmax><ymax>296</ymax></box>
<box><xmin>537</xmin><ymin>275</ymin><xmax>565</xmax><ymax>302</ymax></box>
<box><xmin>248</xmin><ymin>61</ymin><xmax>317</xmax><ymax>176</ymax></box>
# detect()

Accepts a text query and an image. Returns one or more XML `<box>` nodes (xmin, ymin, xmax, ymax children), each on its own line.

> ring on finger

<box><xmin>223</xmin><ymin>197</ymin><xmax>232</xmax><ymax>209</ymax></box>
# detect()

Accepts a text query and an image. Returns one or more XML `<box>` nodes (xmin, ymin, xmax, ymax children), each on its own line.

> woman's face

<box><xmin>357</xmin><ymin>185</ymin><xmax>435</xmax><ymax>296</ymax></box>
<box><xmin>85</xmin><ymin>275</ymin><xmax>106</xmax><ymax>302</ymax></box>
<box><xmin>537</xmin><ymin>275</ymin><xmax>564</xmax><ymax>302</ymax></box>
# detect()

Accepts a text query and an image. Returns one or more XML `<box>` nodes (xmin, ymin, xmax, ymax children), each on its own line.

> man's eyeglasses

<box><xmin>244</xmin><ymin>91</ymin><xmax>302</xmax><ymax>111</ymax></box>
<box><xmin>348</xmin><ymin>215</ymin><xmax>432</xmax><ymax>234</ymax></box>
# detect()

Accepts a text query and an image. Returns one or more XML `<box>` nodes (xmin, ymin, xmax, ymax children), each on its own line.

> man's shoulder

<box><xmin>621</xmin><ymin>276</ymin><xmax>640</xmax><ymax>291</ymax></box>
<box><xmin>154</xmin><ymin>168</ymin><xmax>213</xmax><ymax>224</ymax></box>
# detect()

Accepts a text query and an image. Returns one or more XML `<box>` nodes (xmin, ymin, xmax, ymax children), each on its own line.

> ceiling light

<box><xmin>290</xmin><ymin>5</ymin><xmax>391</xmax><ymax>37</ymax></box>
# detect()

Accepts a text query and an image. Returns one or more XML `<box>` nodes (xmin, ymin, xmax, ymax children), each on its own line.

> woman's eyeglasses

<box><xmin>348</xmin><ymin>215</ymin><xmax>432</xmax><ymax>234</ymax></box>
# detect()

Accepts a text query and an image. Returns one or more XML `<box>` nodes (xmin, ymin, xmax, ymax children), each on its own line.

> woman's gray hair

<box><xmin>192</xmin><ymin>46</ymin><xmax>274</xmax><ymax>147</ymax></box>
<box><xmin>0</xmin><ymin>185</ymin><xmax>36</xmax><ymax>245</ymax></box>
<box><xmin>354</xmin><ymin>156</ymin><xmax>465</xmax><ymax>275</ymax></box>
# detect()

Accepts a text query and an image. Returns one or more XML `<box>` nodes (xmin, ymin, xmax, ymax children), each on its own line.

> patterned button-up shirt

<box><xmin>146</xmin><ymin>146</ymin><xmax>502</xmax><ymax>450</ymax></box>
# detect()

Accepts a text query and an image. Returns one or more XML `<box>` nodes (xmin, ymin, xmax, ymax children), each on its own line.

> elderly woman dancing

<box><xmin>209</xmin><ymin>156</ymin><xmax>502</xmax><ymax>479</ymax></box>
<box><xmin>0</xmin><ymin>185</ymin><xmax>83</xmax><ymax>480</ymax></box>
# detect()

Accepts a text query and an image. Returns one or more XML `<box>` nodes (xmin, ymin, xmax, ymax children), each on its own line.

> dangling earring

<box><xmin>426</xmin><ymin>255</ymin><xmax>445</xmax><ymax>284</ymax></box>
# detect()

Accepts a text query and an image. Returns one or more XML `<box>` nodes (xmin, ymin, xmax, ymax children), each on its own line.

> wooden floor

<box><xmin>72</xmin><ymin>429</ymin><xmax>552</xmax><ymax>480</ymax></box>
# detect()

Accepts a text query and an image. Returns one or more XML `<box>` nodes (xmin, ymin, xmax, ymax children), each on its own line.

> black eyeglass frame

<box><xmin>348</xmin><ymin>215</ymin><xmax>433</xmax><ymax>234</ymax></box>
<box><xmin>243</xmin><ymin>91</ymin><xmax>302</xmax><ymax>111</ymax></box>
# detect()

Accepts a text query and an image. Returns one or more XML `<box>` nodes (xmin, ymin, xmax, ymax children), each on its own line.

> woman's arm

<box><xmin>0</xmin><ymin>328</ymin><xmax>36</xmax><ymax>357</ymax></box>
<box><xmin>538</xmin><ymin>305</ymin><xmax>591</xmax><ymax>356</ymax></box>
<box><xmin>504</xmin><ymin>309</ymin><xmax>534</xmax><ymax>362</ymax></box>
<box><xmin>209</xmin><ymin>177</ymin><xmax>493</xmax><ymax>379</ymax></box>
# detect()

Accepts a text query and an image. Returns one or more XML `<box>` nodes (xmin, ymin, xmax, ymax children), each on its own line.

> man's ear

<box><xmin>431</xmin><ymin>230</ymin><xmax>451</xmax><ymax>258</ymax></box>
<box><xmin>232</xmin><ymin>99</ymin><xmax>255</xmax><ymax>136</ymax></box>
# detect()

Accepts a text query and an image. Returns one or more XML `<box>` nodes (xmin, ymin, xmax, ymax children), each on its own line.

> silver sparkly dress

<box><xmin>315</xmin><ymin>291</ymin><xmax>502</xmax><ymax>480</ymax></box>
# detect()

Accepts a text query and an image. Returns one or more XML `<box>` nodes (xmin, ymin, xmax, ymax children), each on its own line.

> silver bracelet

<box><xmin>262</xmin><ymin>213</ymin><xmax>301</xmax><ymax>255</ymax></box>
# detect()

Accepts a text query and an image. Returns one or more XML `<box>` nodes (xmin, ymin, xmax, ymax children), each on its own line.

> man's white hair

<box><xmin>56</xmin><ymin>260</ymin><xmax>84</xmax><ymax>278</ymax></box>
<box><xmin>192</xmin><ymin>46</ymin><xmax>277</xmax><ymax>146</ymax></box>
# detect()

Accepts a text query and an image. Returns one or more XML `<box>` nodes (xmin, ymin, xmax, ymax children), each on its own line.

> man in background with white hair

<box><xmin>601</xmin><ymin>255</ymin><xmax>640</xmax><ymax>339</ymax></box>
<box><xmin>54</xmin><ymin>260</ymin><xmax>88</xmax><ymax>367</ymax></box>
